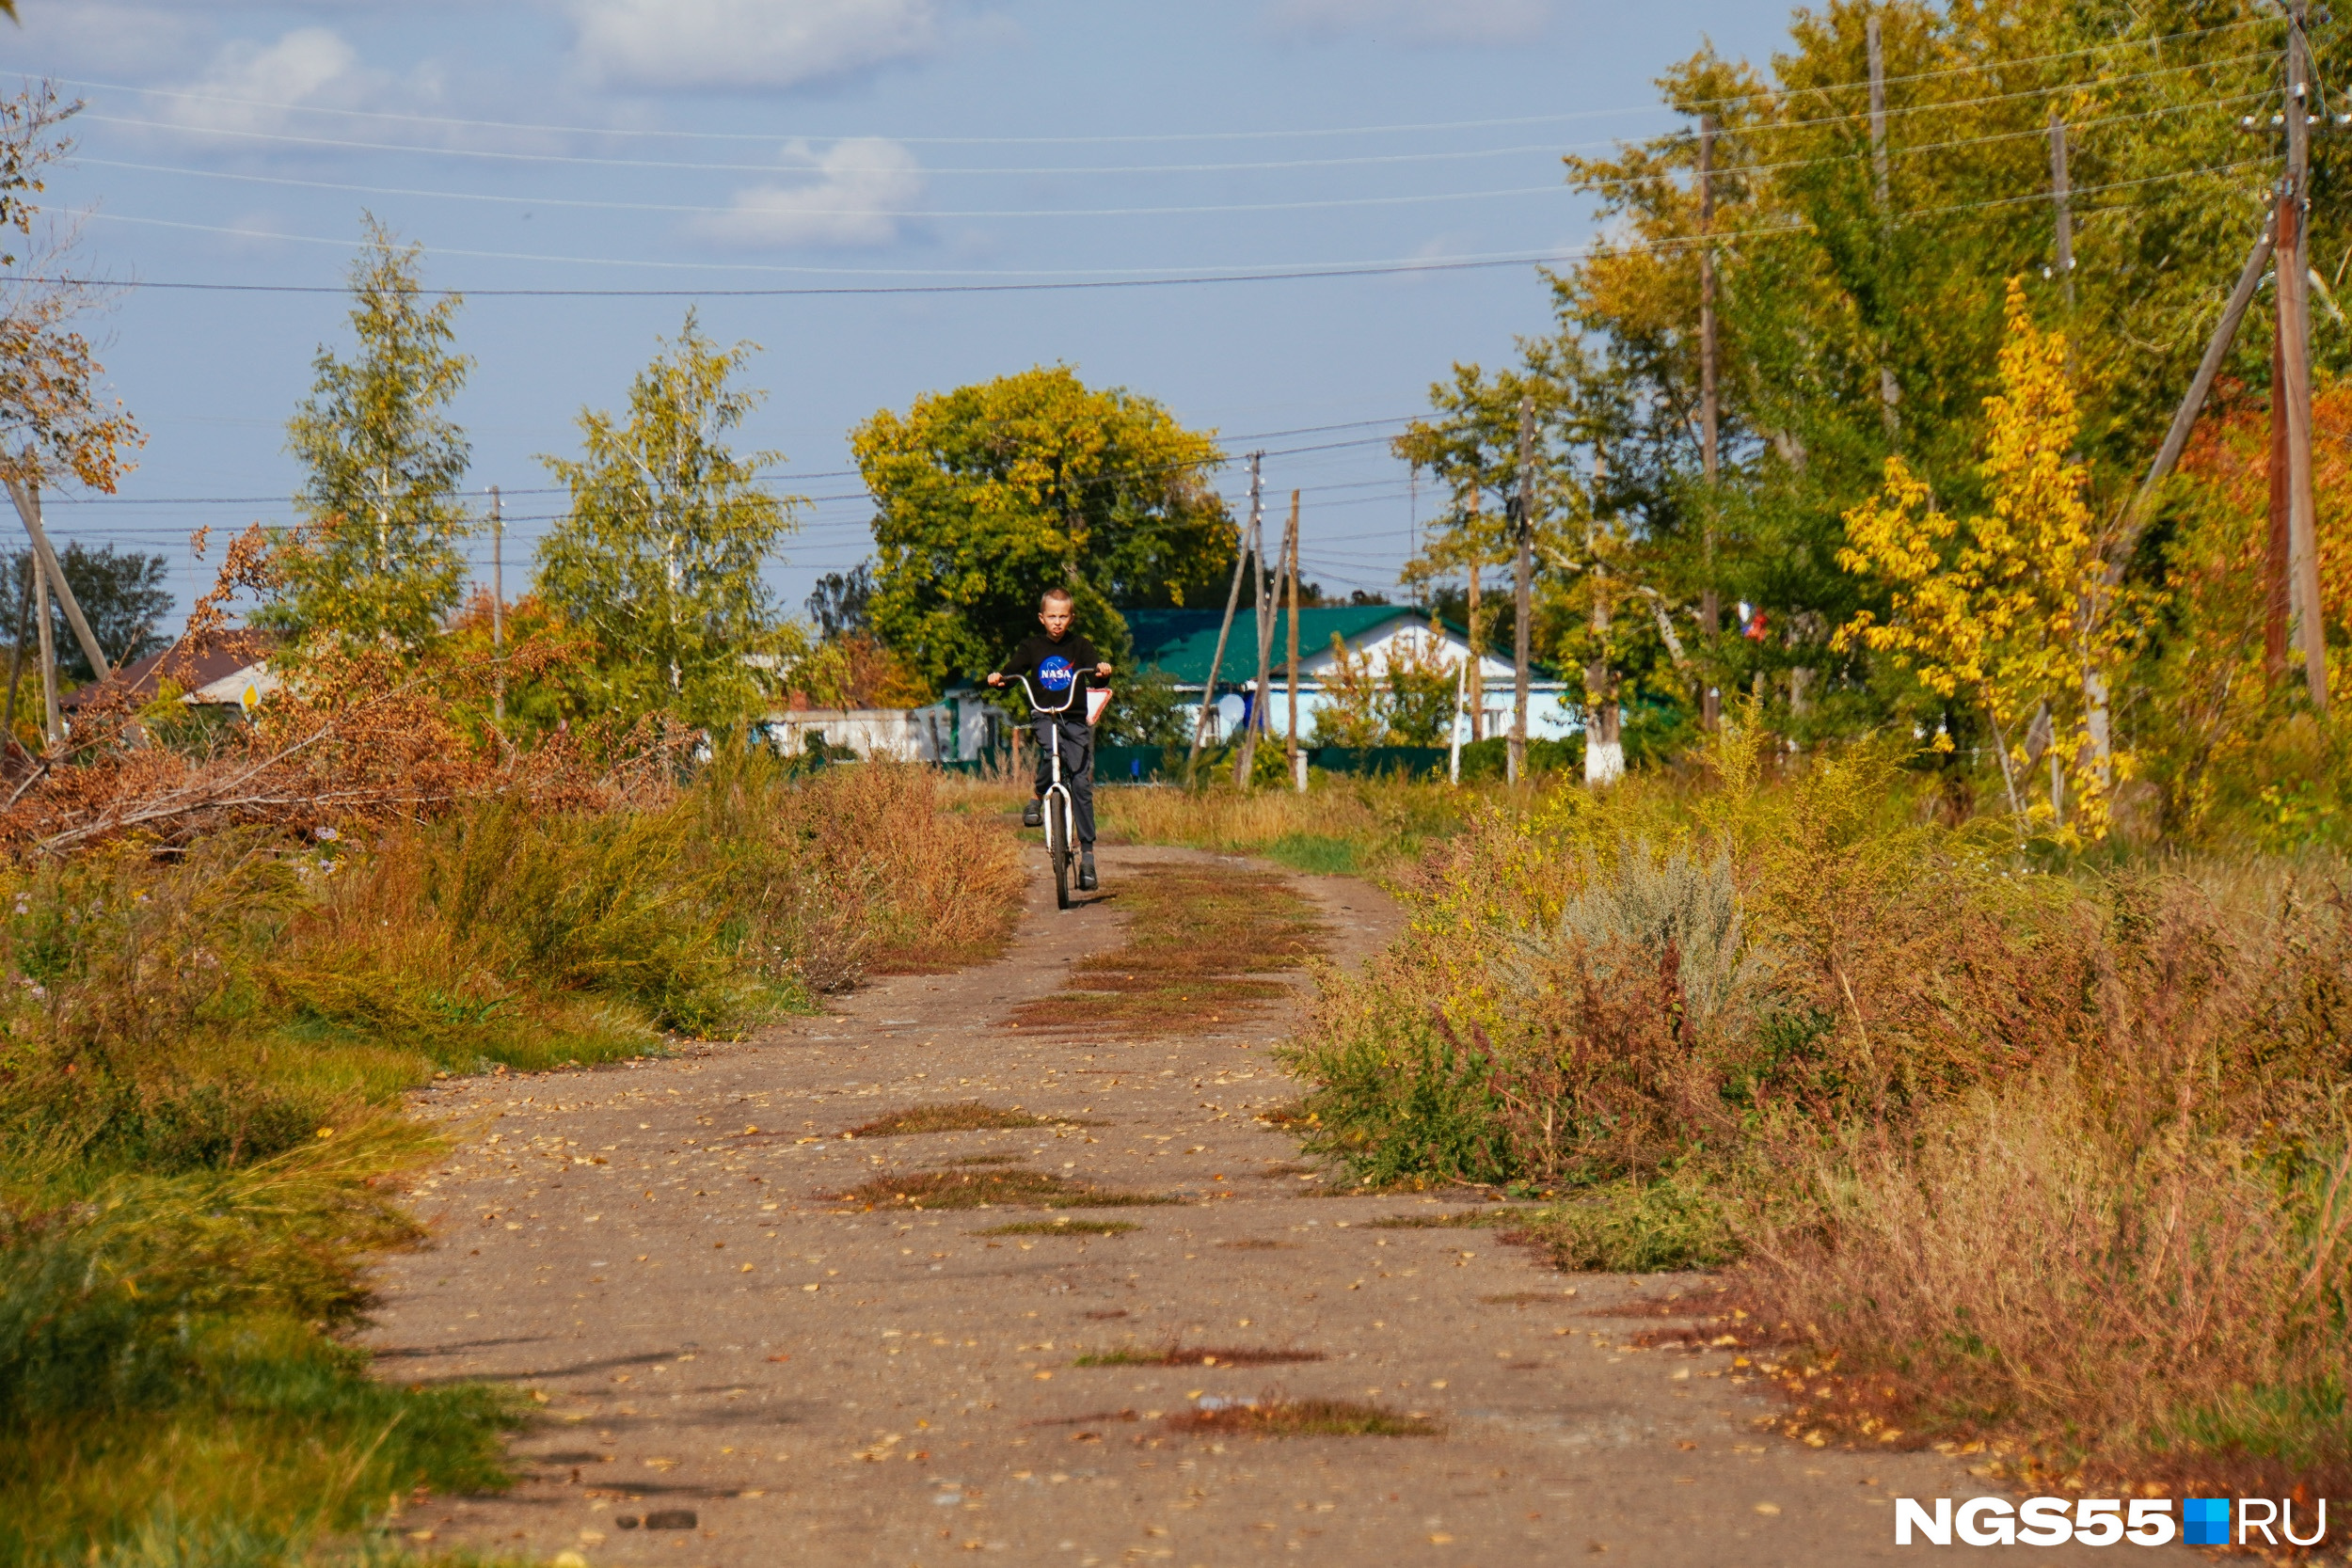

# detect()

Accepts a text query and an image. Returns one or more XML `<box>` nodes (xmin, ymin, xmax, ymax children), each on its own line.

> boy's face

<box><xmin>1040</xmin><ymin>602</ymin><xmax>1073</xmax><ymax>639</ymax></box>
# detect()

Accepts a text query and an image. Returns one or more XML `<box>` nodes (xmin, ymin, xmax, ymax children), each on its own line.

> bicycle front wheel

<box><xmin>1048</xmin><ymin>795</ymin><xmax>1072</xmax><ymax>910</ymax></box>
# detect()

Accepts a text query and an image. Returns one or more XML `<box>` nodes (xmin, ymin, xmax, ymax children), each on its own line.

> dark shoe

<box><xmin>1078</xmin><ymin>851</ymin><xmax>1098</xmax><ymax>892</ymax></box>
<box><xmin>1022</xmin><ymin>799</ymin><xmax>1042</xmax><ymax>828</ymax></box>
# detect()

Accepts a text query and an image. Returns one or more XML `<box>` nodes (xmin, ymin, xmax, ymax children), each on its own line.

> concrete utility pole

<box><xmin>1584</xmin><ymin>445</ymin><xmax>1624</xmax><ymax>786</ymax></box>
<box><xmin>1465</xmin><ymin>490</ymin><xmax>1484</xmax><ymax>744</ymax></box>
<box><xmin>1510</xmin><ymin>394</ymin><xmax>1534</xmax><ymax>784</ymax></box>
<box><xmin>35</xmin><ymin>553</ymin><xmax>56</xmax><ymax>749</ymax></box>
<box><xmin>1186</xmin><ymin>451</ymin><xmax>1258</xmax><ymax>784</ymax></box>
<box><xmin>1285</xmin><ymin>491</ymin><xmax>1304</xmax><ymax>792</ymax></box>
<box><xmin>490</xmin><ymin>484</ymin><xmax>506</xmax><ymax>728</ymax></box>
<box><xmin>1867</xmin><ymin>11</ymin><xmax>1901</xmax><ymax>437</ymax></box>
<box><xmin>2282</xmin><ymin>0</ymin><xmax>2329</xmax><ymax>711</ymax></box>
<box><xmin>1235</xmin><ymin>458</ymin><xmax>1277</xmax><ymax>787</ymax></box>
<box><xmin>1698</xmin><ymin>111</ymin><xmax>1722</xmax><ymax>733</ymax></box>
<box><xmin>2048</xmin><ymin>107</ymin><xmax>2075</xmax><ymax>311</ymax></box>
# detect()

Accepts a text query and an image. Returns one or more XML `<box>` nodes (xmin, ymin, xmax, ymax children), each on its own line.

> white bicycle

<box><xmin>1009</xmin><ymin>673</ymin><xmax>1083</xmax><ymax>910</ymax></box>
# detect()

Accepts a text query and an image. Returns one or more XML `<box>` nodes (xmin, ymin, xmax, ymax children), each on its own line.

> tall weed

<box><xmin>0</xmin><ymin>754</ymin><xmax>1024</xmax><ymax>1565</ymax></box>
<box><xmin>1281</xmin><ymin>716</ymin><xmax>2352</xmax><ymax>1480</ymax></box>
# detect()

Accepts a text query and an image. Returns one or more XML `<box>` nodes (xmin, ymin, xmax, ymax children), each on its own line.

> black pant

<box><xmin>1032</xmin><ymin>715</ymin><xmax>1095</xmax><ymax>847</ymax></box>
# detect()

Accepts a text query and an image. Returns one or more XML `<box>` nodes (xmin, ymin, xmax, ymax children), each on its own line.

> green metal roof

<box><xmin>1123</xmin><ymin>605</ymin><xmax>1435</xmax><ymax>686</ymax></box>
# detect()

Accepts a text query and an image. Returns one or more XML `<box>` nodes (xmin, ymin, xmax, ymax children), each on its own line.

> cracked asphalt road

<box><xmin>365</xmin><ymin>843</ymin><xmax>2173</xmax><ymax>1566</ymax></box>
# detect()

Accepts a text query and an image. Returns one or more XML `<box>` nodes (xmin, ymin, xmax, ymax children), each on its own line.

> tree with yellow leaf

<box><xmin>1836</xmin><ymin>280</ymin><xmax>2145</xmax><ymax>840</ymax></box>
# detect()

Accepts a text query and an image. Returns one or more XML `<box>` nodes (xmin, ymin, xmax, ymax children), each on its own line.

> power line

<box><xmin>39</xmin><ymin>147</ymin><xmax>2268</xmax><ymax>301</ymax></box>
<box><xmin>1572</xmin><ymin>89</ymin><xmax>2267</xmax><ymax>193</ymax></box>
<box><xmin>68</xmin><ymin>158</ymin><xmax>1573</xmax><ymax>220</ymax></box>
<box><xmin>69</xmin><ymin>97</ymin><xmax>1674</xmax><ymax>150</ymax></box>
<box><xmin>1702</xmin><ymin>48</ymin><xmax>2276</xmax><ymax>138</ymax></box>
<box><xmin>1684</xmin><ymin>17</ymin><xmax>2267</xmax><ymax>112</ymax></box>
<box><xmin>42</xmin><ymin>20</ymin><xmax>2259</xmax><ymax>147</ymax></box>
<box><xmin>69</xmin><ymin>132</ymin><xmax>1592</xmax><ymax>179</ymax></box>
<box><xmin>38</xmin><ymin>420</ymin><xmax>1424</xmax><ymax>508</ymax></box>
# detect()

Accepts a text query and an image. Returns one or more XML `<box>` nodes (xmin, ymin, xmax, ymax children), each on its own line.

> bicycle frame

<box><xmin>1009</xmin><ymin>673</ymin><xmax>1084</xmax><ymax>906</ymax></box>
<box><xmin>1008</xmin><ymin>673</ymin><xmax>1082</xmax><ymax>800</ymax></box>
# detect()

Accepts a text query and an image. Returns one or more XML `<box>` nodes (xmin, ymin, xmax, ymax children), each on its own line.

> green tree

<box><xmin>264</xmin><ymin>218</ymin><xmax>472</xmax><ymax>654</ymax></box>
<box><xmin>535</xmin><ymin>314</ymin><xmax>803</xmax><ymax>729</ymax></box>
<box><xmin>852</xmin><ymin>366</ymin><xmax>1233</xmax><ymax>691</ymax></box>
<box><xmin>2</xmin><ymin>542</ymin><xmax>169</xmax><ymax>681</ymax></box>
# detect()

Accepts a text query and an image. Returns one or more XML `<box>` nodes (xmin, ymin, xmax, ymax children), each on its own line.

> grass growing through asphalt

<box><xmin>843</xmin><ymin>1102</ymin><xmax>1071</xmax><ymax>1137</ymax></box>
<box><xmin>1365</xmin><ymin>1208</ymin><xmax>1534</xmax><ymax>1229</ymax></box>
<box><xmin>1009</xmin><ymin>861</ymin><xmax>1325</xmax><ymax>1037</ymax></box>
<box><xmin>828</xmin><ymin>1167</ymin><xmax>1181</xmax><ymax>1210</ymax></box>
<box><xmin>1162</xmin><ymin>1399</ymin><xmax>1441</xmax><ymax>1437</ymax></box>
<box><xmin>1073</xmin><ymin>1344</ymin><xmax>1325</xmax><ymax>1368</ymax></box>
<box><xmin>976</xmin><ymin>1217</ymin><xmax>1140</xmax><ymax>1236</ymax></box>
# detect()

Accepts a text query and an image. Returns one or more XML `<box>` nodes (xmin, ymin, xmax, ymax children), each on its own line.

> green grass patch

<box><xmin>844</xmin><ymin>1102</ymin><xmax>1072</xmax><ymax>1137</ymax></box>
<box><xmin>1366</xmin><ymin>1207</ymin><xmax>1533</xmax><ymax>1229</ymax></box>
<box><xmin>1163</xmin><ymin>1398</ymin><xmax>1440</xmax><ymax>1438</ymax></box>
<box><xmin>1502</xmin><ymin>1177</ymin><xmax>1740</xmax><ymax>1272</ymax></box>
<box><xmin>1260</xmin><ymin>833</ymin><xmax>1359</xmax><ymax>876</ymax></box>
<box><xmin>828</xmin><ymin>1167</ymin><xmax>1182</xmax><ymax>1211</ymax></box>
<box><xmin>976</xmin><ymin>1217</ymin><xmax>1140</xmax><ymax>1236</ymax></box>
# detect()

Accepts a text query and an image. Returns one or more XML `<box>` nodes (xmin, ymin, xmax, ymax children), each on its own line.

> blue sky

<box><xmin>3</xmin><ymin>0</ymin><xmax>1790</xmax><ymax>626</ymax></box>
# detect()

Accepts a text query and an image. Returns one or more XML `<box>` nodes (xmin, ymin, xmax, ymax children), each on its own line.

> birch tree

<box><xmin>268</xmin><ymin>218</ymin><xmax>471</xmax><ymax>655</ymax></box>
<box><xmin>535</xmin><ymin>314</ymin><xmax>802</xmax><ymax>729</ymax></box>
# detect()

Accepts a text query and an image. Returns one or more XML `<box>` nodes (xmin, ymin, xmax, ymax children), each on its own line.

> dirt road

<box><xmin>367</xmin><ymin>845</ymin><xmax>2163</xmax><ymax>1565</ymax></box>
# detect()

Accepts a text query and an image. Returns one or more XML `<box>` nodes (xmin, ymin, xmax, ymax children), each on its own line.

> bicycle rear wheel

<box><xmin>1048</xmin><ymin>794</ymin><xmax>1072</xmax><ymax>910</ymax></box>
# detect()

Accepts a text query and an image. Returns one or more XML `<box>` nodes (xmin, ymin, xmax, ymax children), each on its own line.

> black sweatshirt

<box><xmin>997</xmin><ymin>632</ymin><xmax>1104</xmax><ymax>714</ymax></box>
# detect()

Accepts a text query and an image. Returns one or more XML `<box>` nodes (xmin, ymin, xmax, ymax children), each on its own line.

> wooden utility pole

<box><xmin>1867</xmin><ymin>12</ymin><xmax>1901</xmax><ymax>436</ymax></box>
<box><xmin>2048</xmin><ymin>108</ymin><xmax>2075</xmax><ymax>310</ymax></box>
<box><xmin>2269</xmin><ymin>299</ymin><xmax>2293</xmax><ymax>684</ymax></box>
<box><xmin>2283</xmin><ymin>0</ymin><xmax>2329</xmax><ymax>711</ymax></box>
<box><xmin>1698</xmin><ymin>111</ymin><xmax>1722</xmax><ymax>733</ymax></box>
<box><xmin>490</xmin><ymin>483</ymin><xmax>506</xmax><ymax>727</ymax></box>
<box><xmin>1285</xmin><ymin>490</ymin><xmax>1303</xmax><ymax>792</ymax></box>
<box><xmin>1186</xmin><ymin>451</ymin><xmax>1258</xmax><ymax>784</ymax></box>
<box><xmin>1510</xmin><ymin>394</ymin><xmax>1534</xmax><ymax>784</ymax></box>
<box><xmin>6</xmin><ymin>480</ymin><xmax>113</xmax><ymax>689</ymax></box>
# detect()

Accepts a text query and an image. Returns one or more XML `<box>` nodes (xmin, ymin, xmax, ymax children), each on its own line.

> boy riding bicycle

<box><xmin>986</xmin><ymin>587</ymin><xmax>1112</xmax><ymax>892</ymax></box>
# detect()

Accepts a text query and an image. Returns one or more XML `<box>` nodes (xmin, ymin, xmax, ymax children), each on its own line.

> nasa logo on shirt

<box><xmin>1040</xmin><ymin>655</ymin><xmax>1076</xmax><ymax>691</ymax></box>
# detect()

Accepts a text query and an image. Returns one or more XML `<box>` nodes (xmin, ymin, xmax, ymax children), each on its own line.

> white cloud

<box><xmin>1266</xmin><ymin>0</ymin><xmax>1548</xmax><ymax>46</ymax></box>
<box><xmin>562</xmin><ymin>0</ymin><xmax>946</xmax><ymax>91</ymax></box>
<box><xmin>147</xmin><ymin>26</ymin><xmax>373</xmax><ymax>137</ymax></box>
<box><xmin>695</xmin><ymin>136</ymin><xmax>925</xmax><ymax>249</ymax></box>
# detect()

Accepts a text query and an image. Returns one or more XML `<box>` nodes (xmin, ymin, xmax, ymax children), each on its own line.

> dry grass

<box><xmin>826</xmin><ymin>1167</ymin><xmax>1181</xmax><ymax>1210</ymax></box>
<box><xmin>843</xmin><ymin>1102</ymin><xmax>1067</xmax><ymax>1137</ymax></box>
<box><xmin>1073</xmin><ymin>1344</ymin><xmax>1325</xmax><ymax>1368</ymax></box>
<box><xmin>1098</xmin><ymin>777</ymin><xmax>1466</xmax><ymax>880</ymax></box>
<box><xmin>1009</xmin><ymin>860</ymin><xmax>1325</xmax><ymax>1037</ymax></box>
<box><xmin>1161</xmin><ymin>1398</ymin><xmax>1441</xmax><ymax>1437</ymax></box>
<box><xmin>1282</xmin><ymin>721</ymin><xmax>2352</xmax><ymax>1488</ymax></box>
<box><xmin>975</xmin><ymin>1218</ymin><xmax>1139</xmax><ymax>1236</ymax></box>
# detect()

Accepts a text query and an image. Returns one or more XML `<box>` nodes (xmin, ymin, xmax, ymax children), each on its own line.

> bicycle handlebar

<box><xmin>1004</xmin><ymin>673</ymin><xmax>1082</xmax><ymax>715</ymax></box>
